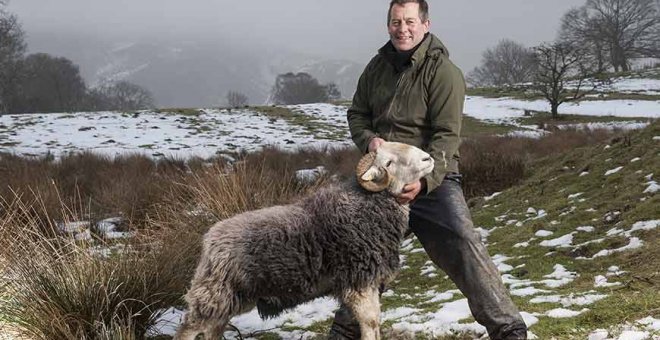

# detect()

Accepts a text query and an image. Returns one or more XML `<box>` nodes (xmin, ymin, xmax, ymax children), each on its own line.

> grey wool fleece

<box><xmin>184</xmin><ymin>180</ymin><xmax>409</xmax><ymax>321</ymax></box>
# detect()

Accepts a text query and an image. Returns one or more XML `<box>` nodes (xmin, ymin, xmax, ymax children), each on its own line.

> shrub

<box><xmin>459</xmin><ymin>128</ymin><xmax>616</xmax><ymax>199</ymax></box>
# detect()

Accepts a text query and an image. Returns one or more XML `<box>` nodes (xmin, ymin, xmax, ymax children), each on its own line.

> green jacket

<box><xmin>347</xmin><ymin>33</ymin><xmax>466</xmax><ymax>193</ymax></box>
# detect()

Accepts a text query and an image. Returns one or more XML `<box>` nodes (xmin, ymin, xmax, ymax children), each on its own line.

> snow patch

<box><xmin>539</xmin><ymin>233</ymin><xmax>575</xmax><ymax>248</ymax></box>
<box><xmin>605</xmin><ymin>166</ymin><xmax>624</xmax><ymax>176</ymax></box>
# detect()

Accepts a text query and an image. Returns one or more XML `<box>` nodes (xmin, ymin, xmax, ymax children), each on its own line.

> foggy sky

<box><xmin>8</xmin><ymin>0</ymin><xmax>586</xmax><ymax>73</ymax></box>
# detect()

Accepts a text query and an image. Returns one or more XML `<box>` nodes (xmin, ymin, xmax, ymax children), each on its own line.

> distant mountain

<box><xmin>25</xmin><ymin>32</ymin><xmax>364</xmax><ymax>108</ymax></box>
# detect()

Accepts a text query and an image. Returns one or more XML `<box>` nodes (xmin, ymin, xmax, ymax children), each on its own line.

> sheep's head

<box><xmin>355</xmin><ymin>142</ymin><xmax>434</xmax><ymax>195</ymax></box>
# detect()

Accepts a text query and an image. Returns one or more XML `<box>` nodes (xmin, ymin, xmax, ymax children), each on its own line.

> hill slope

<box><xmin>147</xmin><ymin>121</ymin><xmax>659</xmax><ymax>340</ymax></box>
<box><xmin>378</xmin><ymin>120</ymin><xmax>659</xmax><ymax>339</ymax></box>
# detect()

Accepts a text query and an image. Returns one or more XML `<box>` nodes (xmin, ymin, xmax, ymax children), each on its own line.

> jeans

<box><xmin>328</xmin><ymin>174</ymin><xmax>527</xmax><ymax>340</ymax></box>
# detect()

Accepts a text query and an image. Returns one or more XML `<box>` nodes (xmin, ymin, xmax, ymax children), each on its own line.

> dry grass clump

<box><xmin>0</xmin><ymin>147</ymin><xmax>332</xmax><ymax>339</ymax></box>
<box><xmin>151</xmin><ymin>146</ymin><xmax>333</xmax><ymax>234</ymax></box>
<box><xmin>0</xmin><ymin>193</ymin><xmax>192</xmax><ymax>339</ymax></box>
<box><xmin>460</xmin><ymin>128</ymin><xmax>616</xmax><ymax>198</ymax></box>
<box><xmin>0</xmin><ymin>152</ymin><xmax>192</xmax><ymax>228</ymax></box>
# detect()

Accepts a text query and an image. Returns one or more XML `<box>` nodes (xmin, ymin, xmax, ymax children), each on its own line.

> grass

<box><xmin>461</xmin><ymin>115</ymin><xmax>519</xmax><ymax>137</ymax></box>
<box><xmin>466</xmin><ymin>86</ymin><xmax>538</xmax><ymax>100</ymax></box>
<box><xmin>469</xmin><ymin>120</ymin><xmax>660</xmax><ymax>338</ymax></box>
<box><xmin>513</xmin><ymin>111</ymin><xmax>655</xmax><ymax>127</ymax></box>
<box><xmin>0</xmin><ymin>193</ymin><xmax>194</xmax><ymax>339</ymax></box>
<box><xmin>467</xmin><ymin>87</ymin><xmax>660</xmax><ymax>102</ymax></box>
<box><xmin>584</xmin><ymin>92</ymin><xmax>660</xmax><ymax>101</ymax></box>
<box><xmin>153</xmin><ymin>108</ymin><xmax>202</xmax><ymax>116</ymax></box>
<box><xmin>252</xmin><ymin>105</ymin><xmax>348</xmax><ymax>141</ymax></box>
<box><xmin>0</xmin><ymin>117</ymin><xmax>656</xmax><ymax>338</ymax></box>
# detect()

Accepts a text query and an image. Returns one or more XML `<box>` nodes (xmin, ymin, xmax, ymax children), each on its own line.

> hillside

<box><xmin>433</xmin><ymin>120</ymin><xmax>659</xmax><ymax>339</ymax></box>
<box><xmin>202</xmin><ymin>121</ymin><xmax>658</xmax><ymax>340</ymax></box>
<box><xmin>385</xmin><ymin>121</ymin><xmax>660</xmax><ymax>339</ymax></box>
<box><xmin>141</xmin><ymin>124</ymin><xmax>659</xmax><ymax>340</ymax></box>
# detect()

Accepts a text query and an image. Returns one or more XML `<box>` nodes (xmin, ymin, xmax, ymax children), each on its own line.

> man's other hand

<box><xmin>396</xmin><ymin>179</ymin><xmax>426</xmax><ymax>204</ymax></box>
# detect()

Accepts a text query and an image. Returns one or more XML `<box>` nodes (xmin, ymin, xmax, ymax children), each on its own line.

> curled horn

<box><xmin>355</xmin><ymin>152</ymin><xmax>391</xmax><ymax>192</ymax></box>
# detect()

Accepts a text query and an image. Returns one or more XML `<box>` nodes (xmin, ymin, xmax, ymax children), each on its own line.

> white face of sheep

<box><xmin>356</xmin><ymin>142</ymin><xmax>434</xmax><ymax>195</ymax></box>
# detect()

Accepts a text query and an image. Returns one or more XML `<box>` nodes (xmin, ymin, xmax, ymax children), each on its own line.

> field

<box><xmin>0</xmin><ymin>80</ymin><xmax>658</xmax><ymax>339</ymax></box>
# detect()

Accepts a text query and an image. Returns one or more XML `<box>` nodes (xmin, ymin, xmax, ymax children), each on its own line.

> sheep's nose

<box><xmin>422</xmin><ymin>157</ymin><xmax>432</xmax><ymax>163</ymax></box>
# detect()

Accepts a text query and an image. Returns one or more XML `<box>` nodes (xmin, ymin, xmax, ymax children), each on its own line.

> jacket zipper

<box><xmin>384</xmin><ymin>71</ymin><xmax>406</xmax><ymax>140</ymax></box>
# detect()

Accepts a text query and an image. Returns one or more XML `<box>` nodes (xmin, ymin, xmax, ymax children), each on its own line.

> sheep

<box><xmin>174</xmin><ymin>142</ymin><xmax>434</xmax><ymax>340</ymax></box>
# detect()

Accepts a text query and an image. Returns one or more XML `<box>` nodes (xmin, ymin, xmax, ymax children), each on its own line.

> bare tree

<box><xmin>324</xmin><ymin>82</ymin><xmax>342</xmax><ymax>101</ymax></box>
<box><xmin>559</xmin><ymin>0</ymin><xmax>660</xmax><ymax>72</ymax></box>
<box><xmin>271</xmin><ymin>72</ymin><xmax>329</xmax><ymax>105</ymax></box>
<box><xmin>653</xmin><ymin>0</ymin><xmax>660</xmax><ymax>57</ymax></box>
<box><xmin>467</xmin><ymin>39</ymin><xmax>537</xmax><ymax>86</ymax></box>
<box><xmin>92</xmin><ymin>81</ymin><xmax>155</xmax><ymax>111</ymax></box>
<box><xmin>226</xmin><ymin>90</ymin><xmax>248</xmax><ymax>108</ymax></box>
<box><xmin>559</xmin><ymin>7</ymin><xmax>609</xmax><ymax>72</ymax></box>
<box><xmin>532</xmin><ymin>42</ymin><xmax>605</xmax><ymax>118</ymax></box>
<box><xmin>0</xmin><ymin>1</ymin><xmax>26</xmax><ymax>112</ymax></box>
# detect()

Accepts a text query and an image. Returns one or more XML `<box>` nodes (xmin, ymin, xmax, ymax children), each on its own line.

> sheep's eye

<box><xmin>386</xmin><ymin>160</ymin><xmax>393</xmax><ymax>167</ymax></box>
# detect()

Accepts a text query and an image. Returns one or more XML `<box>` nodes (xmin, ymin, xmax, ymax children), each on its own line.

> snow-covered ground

<box><xmin>604</xmin><ymin>76</ymin><xmax>660</xmax><ymax>95</ymax></box>
<box><xmin>1</xmin><ymin>86</ymin><xmax>659</xmax><ymax>339</ymax></box>
<box><xmin>464</xmin><ymin>97</ymin><xmax>659</xmax><ymax>123</ymax></box>
<box><xmin>1</xmin><ymin>94</ymin><xmax>658</xmax><ymax>160</ymax></box>
<box><xmin>0</xmin><ymin>104</ymin><xmax>353</xmax><ymax>159</ymax></box>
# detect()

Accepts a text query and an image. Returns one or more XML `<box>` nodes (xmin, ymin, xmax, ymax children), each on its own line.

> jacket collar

<box><xmin>378</xmin><ymin>33</ymin><xmax>449</xmax><ymax>71</ymax></box>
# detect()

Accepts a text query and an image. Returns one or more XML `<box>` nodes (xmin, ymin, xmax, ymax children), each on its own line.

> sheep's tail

<box><xmin>185</xmin><ymin>251</ymin><xmax>240</xmax><ymax>317</ymax></box>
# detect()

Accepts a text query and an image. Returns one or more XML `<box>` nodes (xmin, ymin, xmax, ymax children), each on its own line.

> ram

<box><xmin>175</xmin><ymin>142</ymin><xmax>434</xmax><ymax>340</ymax></box>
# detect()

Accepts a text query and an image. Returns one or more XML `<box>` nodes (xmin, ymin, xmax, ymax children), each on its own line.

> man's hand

<box><xmin>368</xmin><ymin>137</ymin><xmax>386</xmax><ymax>152</ymax></box>
<box><xmin>396</xmin><ymin>179</ymin><xmax>426</xmax><ymax>204</ymax></box>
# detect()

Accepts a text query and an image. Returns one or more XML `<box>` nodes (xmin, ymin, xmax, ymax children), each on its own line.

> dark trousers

<box><xmin>329</xmin><ymin>174</ymin><xmax>527</xmax><ymax>340</ymax></box>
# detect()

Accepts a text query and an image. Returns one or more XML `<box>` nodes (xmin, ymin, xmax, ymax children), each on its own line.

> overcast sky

<box><xmin>8</xmin><ymin>0</ymin><xmax>586</xmax><ymax>72</ymax></box>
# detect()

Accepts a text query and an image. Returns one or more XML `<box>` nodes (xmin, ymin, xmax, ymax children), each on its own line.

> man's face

<box><xmin>388</xmin><ymin>2</ymin><xmax>430</xmax><ymax>52</ymax></box>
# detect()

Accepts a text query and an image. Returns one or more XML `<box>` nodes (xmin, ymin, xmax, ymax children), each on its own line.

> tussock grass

<box><xmin>0</xmin><ymin>192</ymin><xmax>191</xmax><ymax>339</ymax></box>
<box><xmin>461</xmin><ymin>128</ymin><xmax>615</xmax><ymax>199</ymax></box>
<box><xmin>0</xmin><ymin>152</ymin><xmax>191</xmax><ymax>228</ymax></box>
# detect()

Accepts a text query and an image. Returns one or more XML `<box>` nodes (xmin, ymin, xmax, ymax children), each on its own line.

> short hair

<box><xmin>387</xmin><ymin>0</ymin><xmax>429</xmax><ymax>24</ymax></box>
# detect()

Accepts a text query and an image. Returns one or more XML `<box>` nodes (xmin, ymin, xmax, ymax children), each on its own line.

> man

<box><xmin>328</xmin><ymin>1</ymin><xmax>528</xmax><ymax>339</ymax></box>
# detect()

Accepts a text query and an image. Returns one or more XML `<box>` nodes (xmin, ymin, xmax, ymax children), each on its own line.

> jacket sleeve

<box><xmin>424</xmin><ymin>57</ymin><xmax>466</xmax><ymax>193</ymax></box>
<box><xmin>347</xmin><ymin>62</ymin><xmax>378</xmax><ymax>154</ymax></box>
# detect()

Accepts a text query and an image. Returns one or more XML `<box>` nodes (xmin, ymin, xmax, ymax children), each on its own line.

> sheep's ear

<box><xmin>360</xmin><ymin>166</ymin><xmax>380</xmax><ymax>181</ymax></box>
<box><xmin>359</xmin><ymin>167</ymin><xmax>391</xmax><ymax>192</ymax></box>
<box><xmin>356</xmin><ymin>152</ymin><xmax>391</xmax><ymax>192</ymax></box>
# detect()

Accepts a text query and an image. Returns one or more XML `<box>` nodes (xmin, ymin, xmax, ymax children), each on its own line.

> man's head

<box><xmin>387</xmin><ymin>0</ymin><xmax>430</xmax><ymax>52</ymax></box>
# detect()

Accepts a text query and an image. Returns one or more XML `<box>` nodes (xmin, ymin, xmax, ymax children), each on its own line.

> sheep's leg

<box><xmin>172</xmin><ymin>314</ymin><xmax>201</xmax><ymax>340</ymax></box>
<box><xmin>177</xmin><ymin>281</ymin><xmax>236</xmax><ymax>340</ymax></box>
<box><xmin>203</xmin><ymin>317</ymin><xmax>230</xmax><ymax>340</ymax></box>
<box><xmin>174</xmin><ymin>309</ymin><xmax>231</xmax><ymax>340</ymax></box>
<box><xmin>172</xmin><ymin>324</ymin><xmax>197</xmax><ymax>340</ymax></box>
<box><xmin>342</xmin><ymin>286</ymin><xmax>381</xmax><ymax>340</ymax></box>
